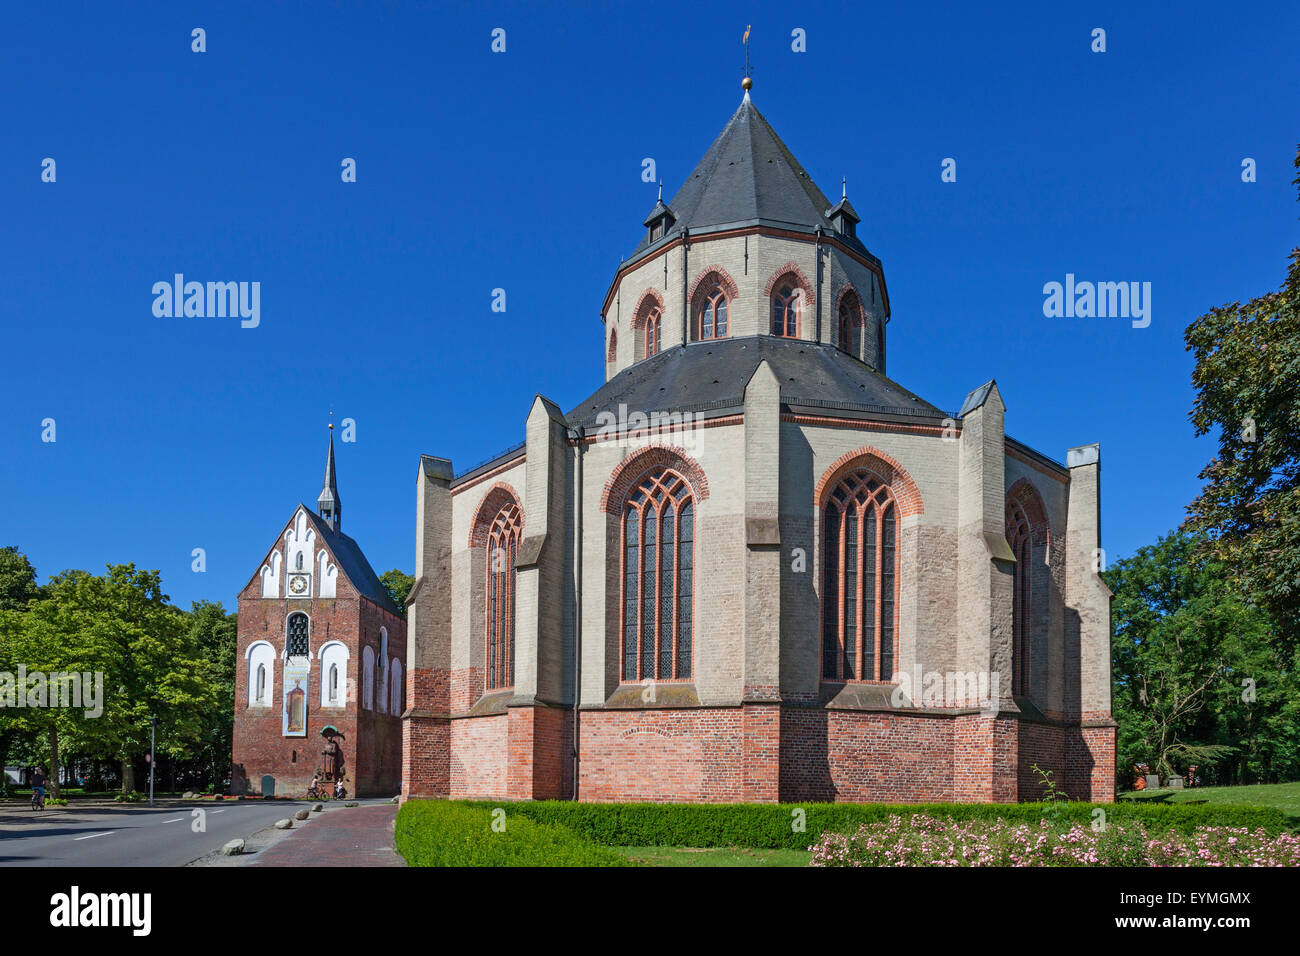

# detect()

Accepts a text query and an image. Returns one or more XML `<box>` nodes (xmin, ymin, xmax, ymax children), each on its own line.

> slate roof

<box><xmin>297</xmin><ymin>506</ymin><xmax>403</xmax><ymax>616</ymax></box>
<box><xmin>565</xmin><ymin>336</ymin><xmax>950</xmax><ymax>430</ymax></box>
<box><xmin>630</xmin><ymin>95</ymin><xmax>870</xmax><ymax>261</ymax></box>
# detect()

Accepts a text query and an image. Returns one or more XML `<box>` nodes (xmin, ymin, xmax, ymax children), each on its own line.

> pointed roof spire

<box><xmin>318</xmin><ymin>415</ymin><xmax>341</xmax><ymax>532</ymax></box>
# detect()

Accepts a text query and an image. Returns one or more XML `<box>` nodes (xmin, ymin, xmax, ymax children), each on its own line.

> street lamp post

<box><xmin>149</xmin><ymin>716</ymin><xmax>158</xmax><ymax>808</ymax></box>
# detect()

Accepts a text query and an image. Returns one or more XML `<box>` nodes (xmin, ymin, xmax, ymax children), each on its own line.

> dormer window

<box><xmin>643</xmin><ymin>184</ymin><xmax>675</xmax><ymax>245</ymax></box>
<box><xmin>827</xmin><ymin>185</ymin><xmax>861</xmax><ymax>240</ymax></box>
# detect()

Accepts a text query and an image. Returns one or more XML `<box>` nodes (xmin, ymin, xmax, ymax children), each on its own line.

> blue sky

<box><xmin>2</xmin><ymin>1</ymin><xmax>1297</xmax><ymax>610</ymax></box>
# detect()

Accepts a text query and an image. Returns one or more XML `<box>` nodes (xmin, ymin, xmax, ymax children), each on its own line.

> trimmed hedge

<box><xmin>465</xmin><ymin>799</ymin><xmax>1290</xmax><ymax>850</ymax></box>
<box><xmin>395</xmin><ymin>800</ymin><xmax>631</xmax><ymax>867</ymax></box>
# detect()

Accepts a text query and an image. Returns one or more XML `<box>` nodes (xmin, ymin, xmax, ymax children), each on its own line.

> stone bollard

<box><xmin>221</xmin><ymin>839</ymin><xmax>244</xmax><ymax>856</ymax></box>
<box><xmin>312</xmin><ymin>803</ymin><xmax>324</xmax><ymax>813</ymax></box>
<box><xmin>274</xmin><ymin>818</ymin><xmax>293</xmax><ymax>830</ymax></box>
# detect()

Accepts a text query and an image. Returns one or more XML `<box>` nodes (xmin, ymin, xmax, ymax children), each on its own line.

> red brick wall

<box><xmin>406</xmin><ymin>701</ymin><xmax>1116</xmax><ymax>805</ymax></box>
<box><xmin>579</xmin><ymin>709</ymin><xmax>744</xmax><ymax>802</ymax></box>
<box><xmin>451</xmin><ymin>714</ymin><xmax>508</xmax><ymax>798</ymax></box>
<box><xmin>783</xmin><ymin>708</ymin><xmax>957</xmax><ymax>802</ymax></box>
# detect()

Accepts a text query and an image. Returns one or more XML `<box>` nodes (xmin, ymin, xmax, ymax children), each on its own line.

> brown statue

<box><xmin>321</xmin><ymin>735</ymin><xmax>341</xmax><ymax>781</ymax></box>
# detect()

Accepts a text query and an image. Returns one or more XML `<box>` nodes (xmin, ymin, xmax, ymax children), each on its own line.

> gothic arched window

<box><xmin>621</xmin><ymin>468</ymin><xmax>694</xmax><ymax>681</ymax></box>
<box><xmin>246</xmin><ymin>640</ymin><xmax>275</xmax><ymax>707</ymax></box>
<box><xmin>838</xmin><ymin>291</ymin><xmax>865</xmax><ymax>358</ymax></box>
<box><xmin>486</xmin><ymin>499</ymin><xmax>522</xmax><ymax>690</ymax></box>
<box><xmin>286</xmin><ymin>612</ymin><xmax>309</xmax><ymax>658</ymax></box>
<box><xmin>771</xmin><ymin>283</ymin><xmax>800</xmax><ymax>337</ymax></box>
<box><xmin>1007</xmin><ymin>499</ymin><xmax>1032</xmax><ymax>697</ymax></box>
<box><xmin>645</xmin><ymin>307</ymin><xmax>661</xmax><ymax>357</ymax></box>
<box><xmin>822</xmin><ymin>470</ymin><xmax>898</xmax><ymax>681</ymax></box>
<box><xmin>361</xmin><ymin>646</ymin><xmax>375</xmax><ymax>710</ymax></box>
<box><xmin>607</xmin><ymin>327</ymin><xmax>618</xmax><ymax>368</ymax></box>
<box><xmin>696</xmin><ymin>285</ymin><xmax>729</xmax><ymax>340</ymax></box>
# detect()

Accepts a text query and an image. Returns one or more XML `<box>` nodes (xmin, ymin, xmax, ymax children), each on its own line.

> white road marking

<box><xmin>164</xmin><ymin>817</ymin><xmax>184</xmax><ymax>823</ymax></box>
<box><xmin>211</xmin><ymin>808</ymin><xmax>226</xmax><ymax>814</ymax></box>
<box><xmin>73</xmin><ymin>831</ymin><xmax>114</xmax><ymax>841</ymax></box>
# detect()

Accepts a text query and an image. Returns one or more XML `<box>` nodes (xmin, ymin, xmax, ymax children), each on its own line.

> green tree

<box><xmin>0</xmin><ymin>583</ymin><xmax>121</xmax><ymax>797</ymax></box>
<box><xmin>1184</xmin><ymin>145</ymin><xmax>1300</xmax><ymax>641</ymax></box>
<box><xmin>0</xmin><ymin>546</ymin><xmax>41</xmax><ymax>777</ymax></box>
<box><xmin>1106</xmin><ymin>529</ymin><xmax>1298</xmax><ymax>785</ymax></box>
<box><xmin>380</xmin><ymin>569</ymin><xmax>414</xmax><ymax>616</ymax></box>
<box><xmin>0</xmin><ymin>545</ymin><xmax>40</xmax><ymax>611</ymax></box>
<box><xmin>184</xmin><ymin>600</ymin><xmax>237</xmax><ymax>788</ymax></box>
<box><xmin>29</xmin><ymin>565</ymin><xmax>217</xmax><ymax>793</ymax></box>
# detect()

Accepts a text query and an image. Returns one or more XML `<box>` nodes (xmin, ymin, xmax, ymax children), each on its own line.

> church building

<box><xmin>232</xmin><ymin>427</ymin><xmax>406</xmax><ymax>797</ymax></box>
<box><xmin>401</xmin><ymin>82</ymin><xmax>1115</xmax><ymax>804</ymax></box>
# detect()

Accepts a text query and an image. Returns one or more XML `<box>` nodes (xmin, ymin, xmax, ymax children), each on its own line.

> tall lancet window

<box><xmin>645</xmin><ymin>307</ymin><xmax>661</xmax><ymax>357</ymax></box>
<box><xmin>838</xmin><ymin>290</ymin><xmax>865</xmax><ymax>358</ymax></box>
<box><xmin>771</xmin><ymin>283</ymin><xmax>800</xmax><ymax>337</ymax></box>
<box><xmin>486</xmin><ymin>499</ymin><xmax>522</xmax><ymax>690</ymax></box>
<box><xmin>1007</xmin><ymin>499</ymin><xmax>1032</xmax><ymax>697</ymax></box>
<box><xmin>621</xmin><ymin>468</ymin><xmax>694</xmax><ymax>681</ymax></box>
<box><xmin>822</xmin><ymin>470</ymin><xmax>898</xmax><ymax>681</ymax></box>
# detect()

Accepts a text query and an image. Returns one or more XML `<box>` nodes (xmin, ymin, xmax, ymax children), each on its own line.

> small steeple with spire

<box><xmin>827</xmin><ymin>175</ymin><xmax>860</xmax><ymax>239</ymax></box>
<box><xmin>318</xmin><ymin>416</ymin><xmax>341</xmax><ymax>532</ymax></box>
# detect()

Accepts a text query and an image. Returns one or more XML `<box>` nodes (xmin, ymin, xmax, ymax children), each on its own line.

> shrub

<box><xmin>114</xmin><ymin>790</ymin><xmax>142</xmax><ymax>803</ymax></box>
<box><xmin>395</xmin><ymin>800</ymin><xmax>631</xmax><ymax>867</ymax></box>
<box><xmin>467</xmin><ymin>799</ymin><xmax>1288</xmax><ymax>850</ymax></box>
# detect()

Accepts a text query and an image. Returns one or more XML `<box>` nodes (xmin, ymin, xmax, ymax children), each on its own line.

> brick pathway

<box><xmin>253</xmin><ymin>804</ymin><xmax>405</xmax><ymax>867</ymax></box>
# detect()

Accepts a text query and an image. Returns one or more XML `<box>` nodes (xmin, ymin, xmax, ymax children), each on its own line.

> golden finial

<box><xmin>742</xmin><ymin>25</ymin><xmax>752</xmax><ymax>91</ymax></box>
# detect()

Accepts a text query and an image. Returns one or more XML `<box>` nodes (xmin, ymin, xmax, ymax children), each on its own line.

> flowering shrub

<box><xmin>808</xmin><ymin>813</ymin><xmax>1300</xmax><ymax>867</ymax></box>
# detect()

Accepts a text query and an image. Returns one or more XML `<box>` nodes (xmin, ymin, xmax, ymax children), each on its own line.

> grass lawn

<box><xmin>1166</xmin><ymin>781</ymin><xmax>1300</xmax><ymax>826</ymax></box>
<box><xmin>613</xmin><ymin>846</ymin><xmax>812</xmax><ymax>867</ymax></box>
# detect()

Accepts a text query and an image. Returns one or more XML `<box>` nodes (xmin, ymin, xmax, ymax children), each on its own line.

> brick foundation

<box><xmin>421</xmin><ymin>702</ymin><xmax>1116</xmax><ymax>804</ymax></box>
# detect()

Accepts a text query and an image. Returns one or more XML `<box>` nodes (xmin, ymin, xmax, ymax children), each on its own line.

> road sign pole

<box><xmin>149</xmin><ymin>717</ymin><xmax>156</xmax><ymax>808</ymax></box>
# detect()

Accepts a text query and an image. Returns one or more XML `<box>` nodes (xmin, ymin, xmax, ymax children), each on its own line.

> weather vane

<box><xmin>742</xmin><ymin>24</ymin><xmax>752</xmax><ymax>91</ymax></box>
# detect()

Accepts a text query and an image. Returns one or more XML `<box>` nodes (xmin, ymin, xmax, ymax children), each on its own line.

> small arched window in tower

<box><xmin>286</xmin><ymin>612</ymin><xmax>309</xmax><ymax>658</ymax></box>
<box><xmin>327</xmin><ymin>663</ymin><xmax>339</xmax><ymax>704</ymax></box>
<box><xmin>822</xmin><ymin>469</ymin><xmax>898</xmax><ymax>681</ymax></box>
<box><xmin>295</xmin><ymin>552</ymin><xmax>304</xmax><ymax>571</ymax></box>
<box><xmin>645</xmin><ymin>307</ymin><xmax>661</xmax><ymax>357</ymax></box>
<box><xmin>696</xmin><ymin>285</ymin><xmax>729</xmax><ymax>340</ymax></box>
<box><xmin>255</xmin><ymin>664</ymin><xmax>267</xmax><ymax>704</ymax></box>
<box><xmin>838</xmin><ymin>290</ymin><xmax>865</xmax><ymax>358</ymax></box>
<box><xmin>771</xmin><ymin>284</ymin><xmax>800</xmax><ymax>337</ymax></box>
<box><xmin>1007</xmin><ymin>499</ymin><xmax>1032</xmax><ymax>697</ymax></box>
<box><xmin>486</xmin><ymin>499</ymin><xmax>523</xmax><ymax>690</ymax></box>
<box><xmin>621</xmin><ymin>468</ymin><xmax>694</xmax><ymax>682</ymax></box>
<box><xmin>607</xmin><ymin>327</ymin><xmax>618</xmax><ymax>369</ymax></box>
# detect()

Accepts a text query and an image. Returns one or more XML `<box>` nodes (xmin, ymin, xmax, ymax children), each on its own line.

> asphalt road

<box><xmin>0</xmin><ymin>799</ymin><xmax>316</xmax><ymax>866</ymax></box>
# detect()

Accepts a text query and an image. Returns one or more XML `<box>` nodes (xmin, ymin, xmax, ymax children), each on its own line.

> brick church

<box><xmin>401</xmin><ymin>80</ymin><xmax>1116</xmax><ymax>804</ymax></box>
<box><xmin>232</xmin><ymin>427</ymin><xmax>406</xmax><ymax>797</ymax></box>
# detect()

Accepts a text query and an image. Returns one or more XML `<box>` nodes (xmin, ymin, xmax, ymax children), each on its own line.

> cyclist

<box><xmin>31</xmin><ymin>767</ymin><xmax>47</xmax><ymax>809</ymax></box>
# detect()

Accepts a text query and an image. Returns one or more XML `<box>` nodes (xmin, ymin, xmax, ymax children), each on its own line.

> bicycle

<box><xmin>305</xmin><ymin>781</ymin><xmax>332</xmax><ymax>802</ymax></box>
<box><xmin>31</xmin><ymin>789</ymin><xmax>45</xmax><ymax>810</ymax></box>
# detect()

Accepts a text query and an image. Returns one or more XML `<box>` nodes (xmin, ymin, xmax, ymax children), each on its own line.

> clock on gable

<box><xmin>287</xmin><ymin>573</ymin><xmax>311</xmax><ymax>597</ymax></box>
